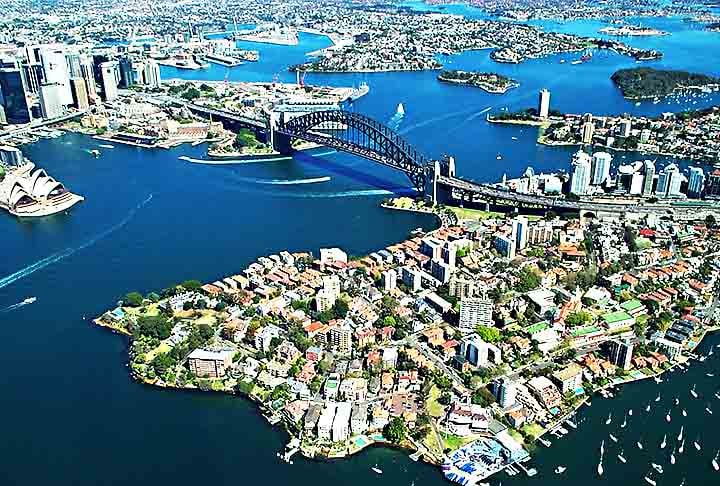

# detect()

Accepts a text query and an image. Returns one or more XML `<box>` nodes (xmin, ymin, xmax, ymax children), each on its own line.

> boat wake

<box><xmin>0</xmin><ymin>300</ymin><xmax>34</xmax><ymax>313</ymax></box>
<box><xmin>97</xmin><ymin>144</ymin><xmax>115</xmax><ymax>149</ymax></box>
<box><xmin>294</xmin><ymin>188</ymin><xmax>395</xmax><ymax>198</ymax></box>
<box><xmin>388</xmin><ymin>103</ymin><xmax>405</xmax><ymax>130</ymax></box>
<box><xmin>242</xmin><ymin>176</ymin><xmax>332</xmax><ymax>185</ymax></box>
<box><xmin>0</xmin><ymin>194</ymin><xmax>153</xmax><ymax>290</ymax></box>
<box><xmin>179</xmin><ymin>155</ymin><xmax>291</xmax><ymax>165</ymax></box>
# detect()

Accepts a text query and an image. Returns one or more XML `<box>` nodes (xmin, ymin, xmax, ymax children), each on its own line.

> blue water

<box><xmin>2</xmin><ymin>9</ymin><xmax>720</xmax><ymax>486</ymax></box>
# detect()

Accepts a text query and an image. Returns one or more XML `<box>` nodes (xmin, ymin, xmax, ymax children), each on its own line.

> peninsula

<box><xmin>437</xmin><ymin>70</ymin><xmax>518</xmax><ymax>94</ymax></box>
<box><xmin>610</xmin><ymin>67</ymin><xmax>720</xmax><ymax>100</ymax></box>
<box><xmin>95</xmin><ymin>193</ymin><xmax>720</xmax><ymax>485</ymax></box>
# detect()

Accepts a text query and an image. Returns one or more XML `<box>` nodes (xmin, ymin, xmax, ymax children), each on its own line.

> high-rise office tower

<box><xmin>688</xmin><ymin>167</ymin><xmax>705</xmax><ymax>199</ymax></box>
<box><xmin>38</xmin><ymin>83</ymin><xmax>64</xmax><ymax>119</ymax></box>
<box><xmin>70</xmin><ymin>77</ymin><xmax>89</xmax><ymax>110</ymax></box>
<box><xmin>100</xmin><ymin>61</ymin><xmax>119</xmax><ymax>101</ymax></box>
<box><xmin>642</xmin><ymin>159</ymin><xmax>655</xmax><ymax>196</ymax></box>
<box><xmin>39</xmin><ymin>46</ymin><xmax>73</xmax><ymax>106</ymax></box>
<box><xmin>0</xmin><ymin>67</ymin><xmax>32</xmax><ymax>124</ymax></box>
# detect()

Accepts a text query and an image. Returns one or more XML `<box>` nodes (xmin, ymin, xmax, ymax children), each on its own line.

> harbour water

<box><xmin>2</xmin><ymin>8</ymin><xmax>720</xmax><ymax>486</ymax></box>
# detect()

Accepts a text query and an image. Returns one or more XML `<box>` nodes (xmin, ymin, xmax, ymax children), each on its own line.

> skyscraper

<box><xmin>656</xmin><ymin>163</ymin><xmax>684</xmax><ymax>198</ymax></box>
<box><xmin>706</xmin><ymin>167</ymin><xmax>720</xmax><ymax>199</ymax></box>
<box><xmin>688</xmin><ymin>167</ymin><xmax>705</xmax><ymax>199</ymax></box>
<box><xmin>591</xmin><ymin>151</ymin><xmax>612</xmax><ymax>185</ymax></box>
<box><xmin>100</xmin><ymin>61</ymin><xmax>119</xmax><ymax>101</ymax></box>
<box><xmin>495</xmin><ymin>378</ymin><xmax>517</xmax><ymax>408</ymax></box>
<box><xmin>538</xmin><ymin>89</ymin><xmax>550</xmax><ymax>119</ymax></box>
<box><xmin>0</xmin><ymin>67</ymin><xmax>32</xmax><ymax>124</ymax></box>
<box><xmin>459</xmin><ymin>296</ymin><xmax>493</xmax><ymax>333</ymax></box>
<box><xmin>70</xmin><ymin>77</ymin><xmax>89</xmax><ymax>110</ymax></box>
<box><xmin>144</xmin><ymin>60</ymin><xmax>161</xmax><ymax>89</ymax></box>
<box><xmin>581</xmin><ymin>121</ymin><xmax>595</xmax><ymax>144</ymax></box>
<box><xmin>570</xmin><ymin>149</ymin><xmax>592</xmax><ymax>195</ymax></box>
<box><xmin>642</xmin><ymin>159</ymin><xmax>655</xmax><ymax>196</ymax></box>
<box><xmin>39</xmin><ymin>46</ymin><xmax>73</xmax><ymax>106</ymax></box>
<box><xmin>512</xmin><ymin>216</ymin><xmax>528</xmax><ymax>251</ymax></box>
<box><xmin>609</xmin><ymin>340</ymin><xmax>634</xmax><ymax>370</ymax></box>
<box><xmin>38</xmin><ymin>83</ymin><xmax>64</xmax><ymax>119</ymax></box>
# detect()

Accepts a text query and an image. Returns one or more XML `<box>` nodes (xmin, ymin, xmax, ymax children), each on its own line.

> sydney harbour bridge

<box><xmin>181</xmin><ymin>101</ymin><xmax>715</xmax><ymax>217</ymax></box>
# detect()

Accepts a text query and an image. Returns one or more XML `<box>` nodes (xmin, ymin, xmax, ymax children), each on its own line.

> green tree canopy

<box><xmin>384</xmin><ymin>417</ymin><xmax>408</xmax><ymax>444</ymax></box>
<box><xmin>515</xmin><ymin>267</ymin><xmax>540</xmax><ymax>292</ymax></box>
<box><xmin>134</xmin><ymin>315</ymin><xmax>173</xmax><ymax>339</ymax></box>
<box><xmin>476</xmin><ymin>325</ymin><xmax>501</xmax><ymax>343</ymax></box>
<box><xmin>123</xmin><ymin>291</ymin><xmax>144</xmax><ymax>307</ymax></box>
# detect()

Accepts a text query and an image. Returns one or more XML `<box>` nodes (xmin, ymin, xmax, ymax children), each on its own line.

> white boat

<box><xmin>600</xmin><ymin>439</ymin><xmax>605</xmax><ymax>457</ymax></box>
<box><xmin>652</xmin><ymin>463</ymin><xmax>664</xmax><ymax>474</ymax></box>
<box><xmin>679</xmin><ymin>440</ymin><xmax>685</xmax><ymax>454</ymax></box>
<box><xmin>707</xmin><ymin>406</ymin><xmax>713</xmax><ymax>415</ymax></box>
<box><xmin>606</xmin><ymin>412</ymin><xmax>612</xmax><ymax>425</ymax></box>
<box><xmin>666</xmin><ymin>411</ymin><xmax>672</xmax><ymax>423</ymax></box>
<box><xmin>22</xmin><ymin>297</ymin><xmax>37</xmax><ymax>305</ymax></box>
<box><xmin>678</xmin><ymin>426</ymin><xmax>684</xmax><ymax>442</ymax></box>
<box><xmin>555</xmin><ymin>466</ymin><xmax>567</xmax><ymax>474</ymax></box>
<box><xmin>691</xmin><ymin>385</ymin><xmax>698</xmax><ymax>399</ymax></box>
<box><xmin>496</xmin><ymin>154</ymin><xmax>502</xmax><ymax>160</ymax></box>
<box><xmin>609</xmin><ymin>434</ymin><xmax>618</xmax><ymax>443</ymax></box>
<box><xmin>660</xmin><ymin>434</ymin><xmax>667</xmax><ymax>449</ymax></box>
<box><xmin>638</xmin><ymin>440</ymin><xmax>644</xmax><ymax>450</ymax></box>
<box><xmin>707</xmin><ymin>373</ymin><xmax>715</xmax><ymax>377</ymax></box>
<box><xmin>511</xmin><ymin>136</ymin><xmax>518</xmax><ymax>141</ymax></box>
<box><xmin>695</xmin><ymin>440</ymin><xmax>701</xmax><ymax>451</ymax></box>
<box><xmin>396</xmin><ymin>103</ymin><xmax>405</xmax><ymax>116</ymax></box>
<box><xmin>646</xmin><ymin>404</ymin><xmax>651</xmax><ymax>412</ymax></box>
<box><xmin>674</xmin><ymin>398</ymin><xmax>680</xmax><ymax>406</ymax></box>
<box><xmin>655</xmin><ymin>394</ymin><xmax>661</xmax><ymax>402</ymax></box>
<box><xmin>713</xmin><ymin>451</ymin><xmax>719</xmax><ymax>471</ymax></box>
<box><xmin>565</xmin><ymin>419</ymin><xmax>577</xmax><ymax>430</ymax></box>
<box><xmin>372</xmin><ymin>465</ymin><xmax>383</xmax><ymax>474</ymax></box>
<box><xmin>670</xmin><ymin>448</ymin><xmax>676</xmax><ymax>465</ymax></box>
<box><xmin>597</xmin><ymin>462</ymin><xmax>604</xmax><ymax>476</ymax></box>
<box><xmin>715</xmin><ymin>392</ymin><xmax>720</xmax><ymax>400</ymax></box>
<box><xmin>645</xmin><ymin>475</ymin><xmax>657</xmax><ymax>486</ymax></box>
<box><xmin>654</xmin><ymin>376</ymin><xmax>663</xmax><ymax>384</ymax></box>
<box><xmin>621</xmin><ymin>415</ymin><xmax>627</xmax><ymax>428</ymax></box>
<box><xmin>682</xmin><ymin>409</ymin><xmax>687</xmax><ymax>417</ymax></box>
<box><xmin>618</xmin><ymin>451</ymin><xmax>627</xmax><ymax>464</ymax></box>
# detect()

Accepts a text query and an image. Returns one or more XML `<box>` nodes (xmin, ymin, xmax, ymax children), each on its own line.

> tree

<box><xmin>383</xmin><ymin>316</ymin><xmax>397</xmax><ymax>327</ymax></box>
<box><xmin>476</xmin><ymin>325</ymin><xmax>501</xmax><ymax>343</ymax></box>
<box><xmin>333</xmin><ymin>298</ymin><xmax>349</xmax><ymax>319</ymax></box>
<box><xmin>565</xmin><ymin>310</ymin><xmax>592</xmax><ymax>327</ymax></box>
<box><xmin>181</xmin><ymin>280</ymin><xmax>202</xmax><ymax>291</ymax></box>
<box><xmin>123</xmin><ymin>291</ymin><xmax>144</xmax><ymax>307</ymax></box>
<box><xmin>384</xmin><ymin>417</ymin><xmax>408</xmax><ymax>444</ymax></box>
<box><xmin>180</xmin><ymin>86</ymin><xmax>201</xmax><ymax>101</ymax></box>
<box><xmin>133</xmin><ymin>315</ymin><xmax>173</xmax><ymax>339</ymax></box>
<box><xmin>150</xmin><ymin>352</ymin><xmax>175</xmax><ymax>377</ymax></box>
<box><xmin>515</xmin><ymin>267</ymin><xmax>540</xmax><ymax>292</ymax></box>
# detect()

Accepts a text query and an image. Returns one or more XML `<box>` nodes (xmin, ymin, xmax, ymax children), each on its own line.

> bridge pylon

<box><xmin>269</xmin><ymin>111</ymin><xmax>293</xmax><ymax>155</ymax></box>
<box><xmin>426</xmin><ymin>155</ymin><xmax>456</xmax><ymax>206</ymax></box>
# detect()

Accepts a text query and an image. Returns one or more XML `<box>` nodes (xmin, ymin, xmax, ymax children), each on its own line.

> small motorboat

<box><xmin>694</xmin><ymin>440</ymin><xmax>702</xmax><ymax>451</ymax></box>
<box><xmin>628</xmin><ymin>409</ymin><xmax>633</xmax><ymax>417</ymax></box>
<box><xmin>660</xmin><ymin>434</ymin><xmax>667</xmax><ymax>449</ymax></box>
<box><xmin>670</xmin><ymin>447</ymin><xmax>676</xmax><ymax>465</ymax></box>
<box><xmin>674</xmin><ymin>398</ymin><xmax>680</xmax><ymax>406</ymax></box>
<box><xmin>609</xmin><ymin>434</ymin><xmax>618</xmax><ymax>443</ymax></box>
<box><xmin>606</xmin><ymin>413</ymin><xmax>612</xmax><ymax>425</ymax></box>
<box><xmin>712</xmin><ymin>451</ymin><xmax>719</xmax><ymax>471</ymax></box>
<box><xmin>691</xmin><ymin>385</ymin><xmax>698</xmax><ymax>399</ymax></box>
<box><xmin>679</xmin><ymin>440</ymin><xmax>685</xmax><ymax>454</ymax></box>
<box><xmin>638</xmin><ymin>440</ymin><xmax>644</xmax><ymax>450</ymax></box>
<box><xmin>645</xmin><ymin>475</ymin><xmax>657</xmax><ymax>486</ymax></box>
<box><xmin>646</xmin><ymin>404</ymin><xmax>651</xmax><ymax>412</ymax></box>
<box><xmin>655</xmin><ymin>394</ymin><xmax>661</xmax><ymax>402</ymax></box>
<box><xmin>707</xmin><ymin>406</ymin><xmax>714</xmax><ymax>415</ymax></box>
<box><xmin>618</xmin><ymin>452</ymin><xmax>627</xmax><ymax>464</ymax></box>
<box><xmin>372</xmin><ymin>465</ymin><xmax>383</xmax><ymax>474</ymax></box>
<box><xmin>555</xmin><ymin>466</ymin><xmax>567</xmax><ymax>474</ymax></box>
<box><xmin>666</xmin><ymin>411</ymin><xmax>672</xmax><ymax>423</ymax></box>
<box><xmin>22</xmin><ymin>297</ymin><xmax>37</xmax><ymax>305</ymax></box>
<box><xmin>682</xmin><ymin>409</ymin><xmax>687</xmax><ymax>417</ymax></box>
<box><xmin>652</xmin><ymin>463</ymin><xmax>664</xmax><ymax>474</ymax></box>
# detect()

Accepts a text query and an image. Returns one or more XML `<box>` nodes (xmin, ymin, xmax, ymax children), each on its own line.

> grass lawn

<box><xmin>145</xmin><ymin>341</ymin><xmax>172</xmax><ymax>361</ymax></box>
<box><xmin>426</xmin><ymin>385</ymin><xmax>445</xmax><ymax>418</ymax></box>
<box><xmin>441</xmin><ymin>433</ymin><xmax>474</xmax><ymax>452</ymax></box>
<box><xmin>521</xmin><ymin>423</ymin><xmax>544</xmax><ymax>440</ymax></box>
<box><xmin>447</xmin><ymin>206</ymin><xmax>504</xmax><ymax>221</ymax></box>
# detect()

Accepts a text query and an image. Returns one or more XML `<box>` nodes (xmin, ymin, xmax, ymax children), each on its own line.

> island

<box><xmin>599</xmin><ymin>25</ymin><xmax>668</xmax><ymax>37</ymax></box>
<box><xmin>437</xmin><ymin>70</ymin><xmax>518</xmax><ymax>94</ymax></box>
<box><xmin>610</xmin><ymin>67</ymin><xmax>720</xmax><ymax>100</ymax></box>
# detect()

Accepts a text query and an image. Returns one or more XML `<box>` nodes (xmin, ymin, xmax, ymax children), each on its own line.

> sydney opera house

<box><xmin>0</xmin><ymin>158</ymin><xmax>84</xmax><ymax>217</ymax></box>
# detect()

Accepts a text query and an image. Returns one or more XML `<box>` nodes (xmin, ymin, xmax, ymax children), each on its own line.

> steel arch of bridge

<box><xmin>275</xmin><ymin>110</ymin><xmax>429</xmax><ymax>192</ymax></box>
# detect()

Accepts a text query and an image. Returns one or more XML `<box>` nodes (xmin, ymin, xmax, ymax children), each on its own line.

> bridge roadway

<box><xmin>437</xmin><ymin>175</ymin><xmax>720</xmax><ymax>215</ymax></box>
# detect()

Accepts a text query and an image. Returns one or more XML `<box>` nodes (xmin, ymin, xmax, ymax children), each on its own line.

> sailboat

<box><xmin>646</xmin><ymin>403</ymin><xmax>651</xmax><ymax>412</ymax></box>
<box><xmin>660</xmin><ymin>434</ymin><xmax>667</xmax><ymax>449</ymax></box>
<box><xmin>645</xmin><ymin>474</ymin><xmax>657</xmax><ymax>486</ymax></box>
<box><xmin>655</xmin><ymin>393</ymin><xmax>661</xmax><ymax>402</ymax></box>
<box><xmin>678</xmin><ymin>425</ymin><xmax>684</xmax><ymax>442</ymax></box>
<box><xmin>606</xmin><ymin>412</ymin><xmax>612</xmax><ymax>425</ymax></box>
<box><xmin>694</xmin><ymin>438</ymin><xmax>701</xmax><ymax>451</ymax></box>
<box><xmin>628</xmin><ymin>409</ymin><xmax>633</xmax><ymax>417</ymax></box>
<box><xmin>682</xmin><ymin>409</ymin><xmax>687</xmax><ymax>417</ymax></box>
<box><xmin>372</xmin><ymin>464</ymin><xmax>383</xmax><ymax>474</ymax></box>
<box><xmin>610</xmin><ymin>433</ymin><xmax>618</xmax><ymax>443</ymax></box>
<box><xmin>620</xmin><ymin>415</ymin><xmax>628</xmax><ymax>428</ymax></box>
<box><xmin>691</xmin><ymin>384</ymin><xmax>698</xmax><ymax>399</ymax></box>
<box><xmin>618</xmin><ymin>449</ymin><xmax>627</xmax><ymax>463</ymax></box>
<box><xmin>652</xmin><ymin>463</ymin><xmax>664</xmax><ymax>474</ymax></box>
<box><xmin>712</xmin><ymin>451</ymin><xmax>719</xmax><ymax>471</ymax></box>
<box><xmin>600</xmin><ymin>439</ymin><xmax>605</xmax><ymax>456</ymax></box>
<box><xmin>638</xmin><ymin>440</ymin><xmax>644</xmax><ymax>450</ymax></box>
<box><xmin>597</xmin><ymin>461</ymin><xmax>604</xmax><ymax>476</ymax></box>
<box><xmin>555</xmin><ymin>466</ymin><xmax>567</xmax><ymax>474</ymax></box>
<box><xmin>707</xmin><ymin>406</ymin><xmax>714</xmax><ymax>415</ymax></box>
<box><xmin>674</xmin><ymin>397</ymin><xmax>680</xmax><ymax>406</ymax></box>
<box><xmin>666</xmin><ymin>410</ymin><xmax>672</xmax><ymax>423</ymax></box>
<box><xmin>670</xmin><ymin>446</ymin><xmax>676</xmax><ymax>465</ymax></box>
<box><xmin>679</xmin><ymin>440</ymin><xmax>685</xmax><ymax>454</ymax></box>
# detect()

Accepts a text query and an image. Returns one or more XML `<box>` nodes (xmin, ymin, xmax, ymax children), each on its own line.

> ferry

<box><xmin>349</xmin><ymin>82</ymin><xmax>370</xmax><ymax>102</ymax></box>
<box><xmin>372</xmin><ymin>464</ymin><xmax>383</xmax><ymax>474</ymax></box>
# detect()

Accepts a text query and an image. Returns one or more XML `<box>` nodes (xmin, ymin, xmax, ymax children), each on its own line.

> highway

<box><xmin>436</xmin><ymin>175</ymin><xmax>720</xmax><ymax>215</ymax></box>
